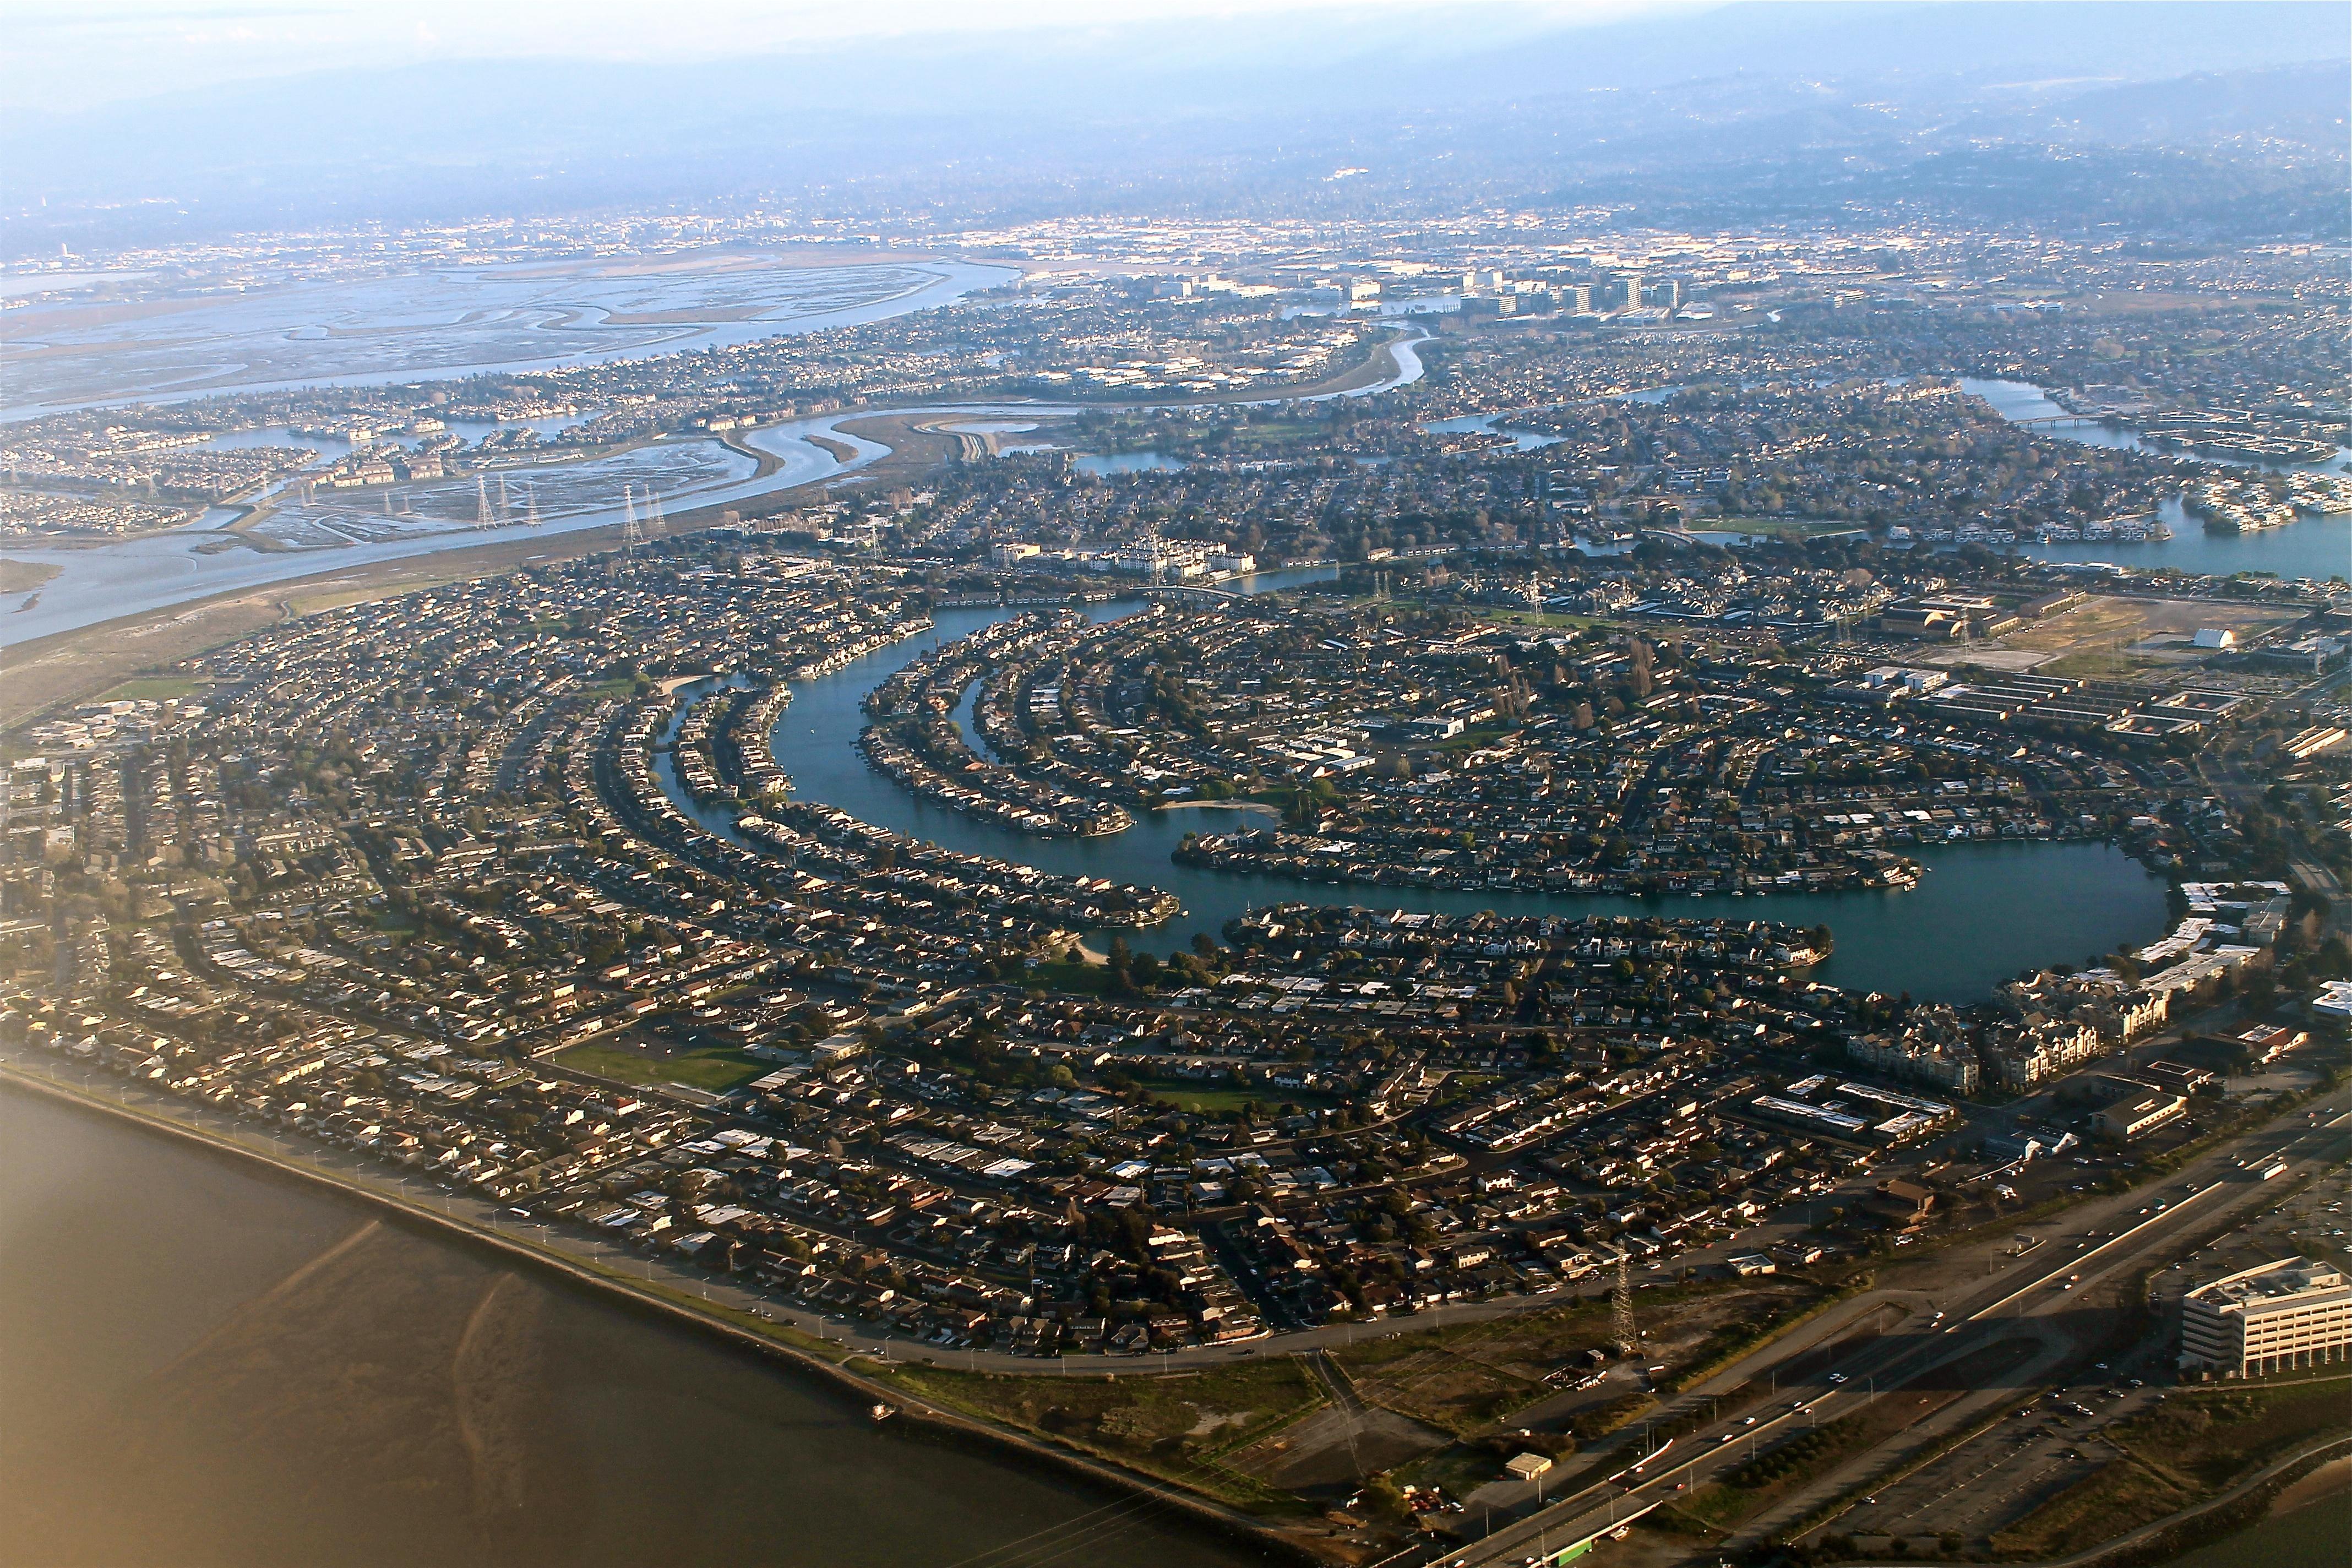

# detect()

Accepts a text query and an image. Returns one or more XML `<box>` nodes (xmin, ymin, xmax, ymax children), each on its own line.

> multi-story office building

<box><xmin>2180</xmin><ymin>1259</ymin><xmax>2352</xmax><ymax>1376</ymax></box>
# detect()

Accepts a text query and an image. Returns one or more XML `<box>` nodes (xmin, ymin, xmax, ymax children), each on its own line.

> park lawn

<box><xmin>1028</xmin><ymin>957</ymin><xmax>1116</xmax><ymax>995</ymax></box>
<box><xmin>1232</xmin><ymin>420</ymin><xmax>1325</xmax><ymax>447</ymax></box>
<box><xmin>1706</xmin><ymin>516</ymin><xmax>1864</xmax><ymax>540</ymax></box>
<box><xmin>1134</xmin><ymin>1078</ymin><xmax>1337</xmax><ymax>1114</ymax></box>
<box><xmin>1435</xmin><ymin>720</ymin><xmax>1521</xmax><ymax>754</ymax></box>
<box><xmin>96</xmin><ymin>677</ymin><xmax>211</xmax><ymax>703</ymax></box>
<box><xmin>872</xmin><ymin>1359</ymin><xmax>1326</xmax><ymax>1513</ymax></box>
<box><xmin>552</xmin><ymin>1037</ymin><xmax>768</xmax><ymax>1093</ymax></box>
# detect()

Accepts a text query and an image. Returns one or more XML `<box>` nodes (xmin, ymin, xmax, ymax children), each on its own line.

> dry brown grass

<box><xmin>1996</xmin><ymin>595</ymin><xmax>2300</xmax><ymax>658</ymax></box>
<box><xmin>1990</xmin><ymin>1458</ymin><xmax>2191</xmax><ymax>1558</ymax></box>
<box><xmin>2</xmin><ymin>591</ymin><xmax>287</xmax><ymax>732</ymax></box>
<box><xmin>0</xmin><ymin>560</ymin><xmax>61</xmax><ymax>594</ymax></box>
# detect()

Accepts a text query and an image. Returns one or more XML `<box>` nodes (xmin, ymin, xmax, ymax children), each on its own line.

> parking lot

<box><xmin>1837</xmin><ymin>1382</ymin><xmax>2166</xmax><ymax>1544</ymax></box>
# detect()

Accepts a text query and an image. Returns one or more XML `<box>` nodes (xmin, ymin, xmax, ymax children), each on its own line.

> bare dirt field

<box><xmin>1987</xmin><ymin>595</ymin><xmax>2306</xmax><ymax>677</ymax></box>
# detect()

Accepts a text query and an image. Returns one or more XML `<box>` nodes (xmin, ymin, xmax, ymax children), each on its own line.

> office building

<box><xmin>2181</xmin><ymin>1259</ymin><xmax>2352</xmax><ymax>1376</ymax></box>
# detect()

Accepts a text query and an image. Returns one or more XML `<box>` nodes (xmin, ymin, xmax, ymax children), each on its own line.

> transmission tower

<box><xmin>525</xmin><ymin>482</ymin><xmax>541</xmax><ymax>527</ymax></box>
<box><xmin>647</xmin><ymin>490</ymin><xmax>667</xmax><ymax>539</ymax></box>
<box><xmin>497</xmin><ymin>473</ymin><xmax>513</xmax><ymax>523</ymax></box>
<box><xmin>621</xmin><ymin>484</ymin><xmax>643</xmax><ymax>556</ymax></box>
<box><xmin>1612</xmin><ymin>1253</ymin><xmax>1637</xmax><ymax>1354</ymax></box>
<box><xmin>475</xmin><ymin>476</ymin><xmax>493</xmax><ymax>530</ymax></box>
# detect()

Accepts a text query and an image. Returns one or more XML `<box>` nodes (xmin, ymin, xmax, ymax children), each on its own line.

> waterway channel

<box><xmin>652</xmin><ymin>570</ymin><xmax>2171</xmax><ymax>1003</ymax></box>
<box><xmin>0</xmin><ymin>333</ymin><xmax>1428</xmax><ymax>649</ymax></box>
<box><xmin>0</xmin><ymin>1084</ymin><xmax>1268</xmax><ymax>1568</ymax></box>
<box><xmin>1444</xmin><ymin>377</ymin><xmax>2350</xmax><ymax>581</ymax></box>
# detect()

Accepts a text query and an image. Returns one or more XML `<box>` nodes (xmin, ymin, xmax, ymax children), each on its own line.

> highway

<box><xmin>1439</xmin><ymin>1089</ymin><xmax>2352</xmax><ymax>1566</ymax></box>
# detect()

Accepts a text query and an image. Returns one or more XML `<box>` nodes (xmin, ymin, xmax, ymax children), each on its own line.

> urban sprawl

<box><xmin>3</xmin><ymin>205</ymin><xmax>2348</xmax><ymax>1567</ymax></box>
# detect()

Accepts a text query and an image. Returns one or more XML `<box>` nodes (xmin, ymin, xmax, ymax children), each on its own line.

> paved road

<box><xmin>1437</xmin><ymin>1090</ymin><xmax>2352</xmax><ymax>1566</ymax></box>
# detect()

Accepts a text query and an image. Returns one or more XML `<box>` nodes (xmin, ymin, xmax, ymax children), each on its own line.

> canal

<box><xmin>678</xmin><ymin>572</ymin><xmax>2174</xmax><ymax>1003</ymax></box>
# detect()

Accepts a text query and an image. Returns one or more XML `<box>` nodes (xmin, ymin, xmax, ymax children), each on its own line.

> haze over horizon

<box><xmin>3</xmin><ymin>1</ymin><xmax>2345</xmax><ymax>254</ymax></box>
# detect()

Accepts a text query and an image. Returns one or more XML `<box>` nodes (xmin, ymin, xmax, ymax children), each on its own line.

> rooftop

<box><xmin>2187</xmin><ymin>1257</ymin><xmax>2348</xmax><ymax>1312</ymax></box>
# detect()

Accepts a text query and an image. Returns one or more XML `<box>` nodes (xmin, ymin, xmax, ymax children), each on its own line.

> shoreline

<box><xmin>0</xmin><ymin>332</ymin><xmax>1432</xmax><ymax>685</ymax></box>
<box><xmin>1156</xmin><ymin>799</ymin><xmax>1282</xmax><ymax>814</ymax></box>
<box><xmin>0</xmin><ymin>1062</ymin><xmax>1321</xmax><ymax>1566</ymax></box>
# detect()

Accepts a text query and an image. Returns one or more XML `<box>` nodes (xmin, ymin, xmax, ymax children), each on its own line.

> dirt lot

<box><xmin>1990</xmin><ymin>595</ymin><xmax>2304</xmax><ymax>676</ymax></box>
<box><xmin>1329</xmin><ymin>1280</ymin><xmax>1824</xmax><ymax>1438</ymax></box>
<box><xmin>874</xmin><ymin>1357</ymin><xmax>1326</xmax><ymax>1513</ymax></box>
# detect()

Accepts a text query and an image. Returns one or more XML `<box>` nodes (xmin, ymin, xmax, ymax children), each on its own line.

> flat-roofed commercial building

<box><xmin>2180</xmin><ymin>1259</ymin><xmax>2352</xmax><ymax>1377</ymax></box>
<box><xmin>2095</xmin><ymin>1090</ymin><xmax>2186</xmax><ymax>1141</ymax></box>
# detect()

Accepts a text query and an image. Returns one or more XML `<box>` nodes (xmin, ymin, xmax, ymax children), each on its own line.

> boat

<box><xmin>871</xmin><ymin>1402</ymin><xmax>899</xmax><ymax>1422</ymax></box>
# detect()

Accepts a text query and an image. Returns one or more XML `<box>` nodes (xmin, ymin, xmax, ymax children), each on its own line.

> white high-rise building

<box><xmin>2180</xmin><ymin>1259</ymin><xmax>2352</xmax><ymax>1377</ymax></box>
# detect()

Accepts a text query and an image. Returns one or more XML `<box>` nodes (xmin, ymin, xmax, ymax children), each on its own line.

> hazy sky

<box><xmin>0</xmin><ymin>0</ymin><xmax>1685</xmax><ymax>112</ymax></box>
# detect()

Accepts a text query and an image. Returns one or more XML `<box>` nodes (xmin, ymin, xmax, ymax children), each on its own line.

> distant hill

<box><xmin>2</xmin><ymin>1</ymin><xmax>2344</xmax><ymax>249</ymax></box>
<box><xmin>2040</xmin><ymin>63</ymin><xmax>2351</xmax><ymax>153</ymax></box>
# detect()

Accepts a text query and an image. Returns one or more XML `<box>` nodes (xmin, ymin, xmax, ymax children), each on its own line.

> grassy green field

<box><xmin>1028</xmin><ymin>958</ymin><xmax>1116</xmax><ymax>995</ymax></box>
<box><xmin>1131</xmin><ymin>1079</ymin><xmax>1336</xmax><ymax>1114</ymax></box>
<box><xmin>552</xmin><ymin>1037</ymin><xmax>767</xmax><ymax>1093</ymax></box>
<box><xmin>95</xmin><ymin>677</ymin><xmax>211</xmax><ymax>703</ymax></box>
